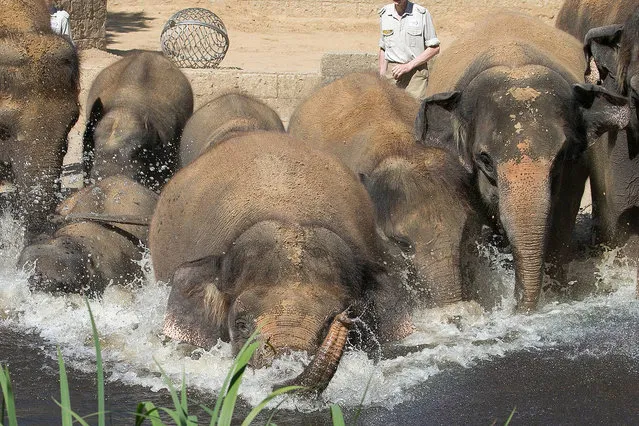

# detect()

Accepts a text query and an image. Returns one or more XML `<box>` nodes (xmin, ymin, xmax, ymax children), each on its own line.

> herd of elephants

<box><xmin>2</xmin><ymin>0</ymin><xmax>639</xmax><ymax>393</ymax></box>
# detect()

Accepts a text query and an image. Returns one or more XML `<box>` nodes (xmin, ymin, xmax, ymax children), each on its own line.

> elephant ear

<box><xmin>82</xmin><ymin>98</ymin><xmax>104</xmax><ymax>181</ymax></box>
<box><xmin>414</xmin><ymin>91</ymin><xmax>472</xmax><ymax>171</ymax></box>
<box><xmin>583</xmin><ymin>24</ymin><xmax>623</xmax><ymax>86</ymax></box>
<box><xmin>162</xmin><ymin>255</ymin><xmax>231</xmax><ymax>348</ymax></box>
<box><xmin>573</xmin><ymin>83</ymin><xmax>630</xmax><ymax>142</ymax></box>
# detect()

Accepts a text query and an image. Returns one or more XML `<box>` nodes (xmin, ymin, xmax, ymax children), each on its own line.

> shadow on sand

<box><xmin>106</xmin><ymin>11</ymin><xmax>155</xmax><ymax>56</ymax></box>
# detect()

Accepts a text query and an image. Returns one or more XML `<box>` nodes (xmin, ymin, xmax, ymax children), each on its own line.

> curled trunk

<box><xmin>280</xmin><ymin>311</ymin><xmax>353</xmax><ymax>394</ymax></box>
<box><xmin>497</xmin><ymin>159</ymin><xmax>552</xmax><ymax>312</ymax></box>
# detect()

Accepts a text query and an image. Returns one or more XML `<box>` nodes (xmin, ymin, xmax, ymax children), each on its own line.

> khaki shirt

<box><xmin>378</xmin><ymin>2</ymin><xmax>439</xmax><ymax>64</ymax></box>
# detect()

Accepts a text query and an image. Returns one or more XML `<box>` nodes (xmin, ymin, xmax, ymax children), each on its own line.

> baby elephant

<box><xmin>18</xmin><ymin>175</ymin><xmax>158</xmax><ymax>295</ymax></box>
<box><xmin>179</xmin><ymin>92</ymin><xmax>284</xmax><ymax>167</ymax></box>
<box><xmin>83</xmin><ymin>51</ymin><xmax>194</xmax><ymax>191</ymax></box>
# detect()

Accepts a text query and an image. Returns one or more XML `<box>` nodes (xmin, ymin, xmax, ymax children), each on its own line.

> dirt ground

<box><xmin>92</xmin><ymin>0</ymin><xmax>567</xmax><ymax>73</ymax></box>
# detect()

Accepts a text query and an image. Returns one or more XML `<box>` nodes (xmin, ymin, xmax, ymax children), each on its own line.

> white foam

<box><xmin>1</xmin><ymin>213</ymin><xmax>637</xmax><ymax>412</ymax></box>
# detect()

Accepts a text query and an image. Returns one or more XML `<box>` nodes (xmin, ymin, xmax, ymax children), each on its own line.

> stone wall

<box><xmin>56</xmin><ymin>0</ymin><xmax>107</xmax><ymax>49</ymax></box>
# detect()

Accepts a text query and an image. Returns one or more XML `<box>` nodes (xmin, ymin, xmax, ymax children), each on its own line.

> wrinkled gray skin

<box><xmin>18</xmin><ymin>175</ymin><xmax>158</xmax><ymax>295</ymax></box>
<box><xmin>288</xmin><ymin>73</ymin><xmax>492</xmax><ymax>308</ymax></box>
<box><xmin>150</xmin><ymin>132</ymin><xmax>411</xmax><ymax>391</ymax></box>
<box><xmin>420</xmin><ymin>13</ymin><xmax>630</xmax><ymax>311</ymax></box>
<box><xmin>0</xmin><ymin>0</ymin><xmax>80</xmax><ymax>242</ymax></box>
<box><xmin>179</xmin><ymin>92</ymin><xmax>284</xmax><ymax>167</ymax></box>
<box><xmin>558</xmin><ymin>1</ymin><xmax>639</xmax><ymax>247</ymax></box>
<box><xmin>83</xmin><ymin>51</ymin><xmax>193</xmax><ymax>191</ymax></box>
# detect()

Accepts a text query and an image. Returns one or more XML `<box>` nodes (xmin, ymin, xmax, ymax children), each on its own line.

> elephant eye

<box><xmin>235</xmin><ymin>318</ymin><xmax>251</xmax><ymax>337</ymax></box>
<box><xmin>478</xmin><ymin>152</ymin><xmax>494</xmax><ymax>173</ymax></box>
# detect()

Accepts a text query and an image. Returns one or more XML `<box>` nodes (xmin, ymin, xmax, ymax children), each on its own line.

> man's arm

<box><xmin>379</xmin><ymin>48</ymin><xmax>389</xmax><ymax>77</ymax></box>
<box><xmin>390</xmin><ymin>45</ymin><xmax>439</xmax><ymax>79</ymax></box>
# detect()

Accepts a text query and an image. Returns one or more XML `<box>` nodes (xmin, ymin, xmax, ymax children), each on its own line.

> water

<box><xmin>1</xmin><ymin>209</ymin><xmax>638</xmax><ymax>424</ymax></box>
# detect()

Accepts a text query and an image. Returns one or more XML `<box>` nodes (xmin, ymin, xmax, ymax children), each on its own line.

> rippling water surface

<box><xmin>1</xmin><ymin>209</ymin><xmax>638</xmax><ymax>424</ymax></box>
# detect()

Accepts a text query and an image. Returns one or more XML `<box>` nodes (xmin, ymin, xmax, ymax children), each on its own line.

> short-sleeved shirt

<box><xmin>50</xmin><ymin>9</ymin><xmax>73</xmax><ymax>44</ymax></box>
<box><xmin>378</xmin><ymin>2</ymin><xmax>439</xmax><ymax>64</ymax></box>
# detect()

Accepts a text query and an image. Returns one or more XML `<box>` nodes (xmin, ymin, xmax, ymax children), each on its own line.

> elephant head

<box><xmin>0</xmin><ymin>25</ymin><xmax>79</xmax><ymax>242</ymax></box>
<box><xmin>84</xmin><ymin>100</ymin><xmax>172</xmax><ymax>191</ymax></box>
<box><xmin>162</xmin><ymin>221</ymin><xmax>391</xmax><ymax>391</ymax></box>
<box><xmin>584</xmin><ymin>10</ymin><xmax>639</xmax><ymax>149</ymax></box>
<box><xmin>416</xmin><ymin>72</ymin><xmax>629</xmax><ymax>311</ymax></box>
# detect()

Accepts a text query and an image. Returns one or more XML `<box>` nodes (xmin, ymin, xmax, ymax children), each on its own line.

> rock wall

<box><xmin>56</xmin><ymin>0</ymin><xmax>107</xmax><ymax>49</ymax></box>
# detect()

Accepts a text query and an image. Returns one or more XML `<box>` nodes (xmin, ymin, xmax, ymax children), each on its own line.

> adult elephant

<box><xmin>83</xmin><ymin>51</ymin><xmax>193</xmax><ymax>191</ymax></box>
<box><xmin>557</xmin><ymin>0</ymin><xmax>639</xmax><ymax>247</ymax></box>
<box><xmin>418</xmin><ymin>12</ymin><xmax>629</xmax><ymax>311</ymax></box>
<box><xmin>0</xmin><ymin>0</ymin><xmax>80</xmax><ymax>241</ymax></box>
<box><xmin>150</xmin><ymin>132</ymin><xmax>411</xmax><ymax>392</ymax></box>
<box><xmin>19</xmin><ymin>175</ymin><xmax>157</xmax><ymax>295</ymax></box>
<box><xmin>179</xmin><ymin>92</ymin><xmax>284</xmax><ymax>167</ymax></box>
<box><xmin>288</xmin><ymin>72</ymin><xmax>491</xmax><ymax>308</ymax></box>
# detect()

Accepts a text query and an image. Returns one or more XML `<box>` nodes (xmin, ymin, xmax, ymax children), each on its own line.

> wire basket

<box><xmin>160</xmin><ymin>8</ymin><xmax>229</xmax><ymax>69</ymax></box>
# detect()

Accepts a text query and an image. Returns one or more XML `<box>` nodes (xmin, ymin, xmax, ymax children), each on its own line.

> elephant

<box><xmin>179</xmin><ymin>92</ymin><xmax>284</xmax><ymax>167</ymax></box>
<box><xmin>149</xmin><ymin>131</ymin><xmax>411</xmax><ymax>392</ymax></box>
<box><xmin>418</xmin><ymin>12</ymin><xmax>629</xmax><ymax>311</ymax></box>
<box><xmin>83</xmin><ymin>51</ymin><xmax>194</xmax><ymax>191</ymax></box>
<box><xmin>288</xmin><ymin>72</ymin><xmax>492</xmax><ymax>308</ymax></box>
<box><xmin>557</xmin><ymin>0</ymin><xmax>639</xmax><ymax>248</ymax></box>
<box><xmin>19</xmin><ymin>175</ymin><xmax>158</xmax><ymax>295</ymax></box>
<box><xmin>0</xmin><ymin>0</ymin><xmax>80</xmax><ymax>242</ymax></box>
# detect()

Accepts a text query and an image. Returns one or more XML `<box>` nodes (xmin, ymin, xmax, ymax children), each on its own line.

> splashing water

<box><xmin>0</xmin><ymin>212</ymin><xmax>637</xmax><ymax>413</ymax></box>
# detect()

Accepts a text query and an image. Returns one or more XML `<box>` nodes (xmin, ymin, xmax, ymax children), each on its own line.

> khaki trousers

<box><xmin>384</xmin><ymin>63</ymin><xmax>429</xmax><ymax>100</ymax></box>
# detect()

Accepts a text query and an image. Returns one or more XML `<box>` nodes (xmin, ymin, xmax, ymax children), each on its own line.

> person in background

<box><xmin>378</xmin><ymin>0</ymin><xmax>440</xmax><ymax>100</ymax></box>
<box><xmin>45</xmin><ymin>0</ymin><xmax>74</xmax><ymax>45</ymax></box>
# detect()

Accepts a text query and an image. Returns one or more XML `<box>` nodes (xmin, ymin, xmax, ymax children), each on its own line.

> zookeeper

<box><xmin>378</xmin><ymin>0</ymin><xmax>440</xmax><ymax>100</ymax></box>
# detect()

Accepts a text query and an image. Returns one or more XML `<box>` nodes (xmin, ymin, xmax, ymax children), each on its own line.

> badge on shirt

<box><xmin>382</xmin><ymin>29</ymin><xmax>393</xmax><ymax>36</ymax></box>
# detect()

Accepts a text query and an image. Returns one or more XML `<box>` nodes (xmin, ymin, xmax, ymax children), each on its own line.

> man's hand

<box><xmin>391</xmin><ymin>62</ymin><xmax>414</xmax><ymax>79</ymax></box>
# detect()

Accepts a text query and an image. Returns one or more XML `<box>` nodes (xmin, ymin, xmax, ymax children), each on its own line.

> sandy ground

<box><xmin>93</xmin><ymin>0</ymin><xmax>567</xmax><ymax>72</ymax></box>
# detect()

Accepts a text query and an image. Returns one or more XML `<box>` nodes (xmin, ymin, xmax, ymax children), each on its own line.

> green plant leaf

<box><xmin>240</xmin><ymin>385</ymin><xmax>304</xmax><ymax>426</ymax></box>
<box><xmin>135</xmin><ymin>401</ymin><xmax>166</xmax><ymax>426</ymax></box>
<box><xmin>330</xmin><ymin>404</ymin><xmax>345</xmax><ymax>426</ymax></box>
<box><xmin>210</xmin><ymin>330</ymin><xmax>261</xmax><ymax>425</ymax></box>
<box><xmin>153</xmin><ymin>360</ymin><xmax>195</xmax><ymax>425</ymax></box>
<box><xmin>218</xmin><ymin>340</ymin><xmax>259</xmax><ymax>426</ymax></box>
<box><xmin>353</xmin><ymin>373</ymin><xmax>374</xmax><ymax>425</ymax></box>
<box><xmin>52</xmin><ymin>398</ymin><xmax>91</xmax><ymax>426</ymax></box>
<box><xmin>85</xmin><ymin>298</ymin><xmax>105</xmax><ymax>426</ymax></box>
<box><xmin>0</xmin><ymin>365</ymin><xmax>18</xmax><ymax>426</ymax></box>
<box><xmin>504</xmin><ymin>407</ymin><xmax>516</xmax><ymax>426</ymax></box>
<box><xmin>57</xmin><ymin>346</ymin><xmax>72</xmax><ymax>426</ymax></box>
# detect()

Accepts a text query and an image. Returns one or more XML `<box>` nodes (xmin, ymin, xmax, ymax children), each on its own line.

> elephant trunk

<box><xmin>497</xmin><ymin>159</ymin><xmax>552</xmax><ymax>312</ymax></box>
<box><xmin>278</xmin><ymin>311</ymin><xmax>352</xmax><ymax>393</ymax></box>
<box><xmin>420</xmin><ymin>237</ymin><xmax>464</xmax><ymax>305</ymax></box>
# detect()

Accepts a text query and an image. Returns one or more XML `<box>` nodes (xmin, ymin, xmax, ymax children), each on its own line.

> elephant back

<box><xmin>1</xmin><ymin>0</ymin><xmax>51</xmax><ymax>35</ymax></box>
<box><xmin>556</xmin><ymin>0</ymin><xmax>639</xmax><ymax>41</ymax></box>
<box><xmin>427</xmin><ymin>12</ymin><xmax>585</xmax><ymax>94</ymax></box>
<box><xmin>149</xmin><ymin>131</ymin><xmax>382</xmax><ymax>283</ymax></box>
<box><xmin>288</xmin><ymin>72</ymin><xmax>420</xmax><ymax>175</ymax></box>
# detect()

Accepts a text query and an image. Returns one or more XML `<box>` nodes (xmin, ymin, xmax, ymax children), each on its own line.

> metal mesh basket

<box><xmin>160</xmin><ymin>8</ymin><xmax>229</xmax><ymax>69</ymax></box>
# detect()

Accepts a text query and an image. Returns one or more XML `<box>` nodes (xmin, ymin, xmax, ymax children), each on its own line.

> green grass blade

<box><xmin>153</xmin><ymin>360</ymin><xmax>193</xmax><ymax>425</ymax></box>
<box><xmin>85</xmin><ymin>298</ymin><xmax>105</xmax><ymax>426</ymax></box>
<box><xmin>210</xmin><ymin>330</ymin><xmax>261</xmax><ymax>425</ymax></box>
<box><xmin>52</xmin><ymin>398</ymin><xmax>91</xmax><ymax>426</ymax></box>
<box><xmin>504</xmin><ymin>407</ymin><xmax>516</xmax><ymax>426</ymax></box>
<box><xmin>0</xmin><ymin>365</ymin><xmax>18</xmax><ymax>426</ymax></box>
<box><xmin>352</xmin><ymin>373</ymin><xmax>374</xmax><ymax>425</ymax></box>
<box><xmin>135</xmin><ymin>401</ymin><xmax>166</xmax><ymax>426</ymax></box>
<box><xmin>240</xmin><ymin>385</ymin><xmax>304</xmax><ymax>426</ymax></box>
<box><xmin>218</xmin><ymin>340</ymin><xmax>260</xmax><ymax>426</ymax></box>
<box><xmin>330</xmin><ymin>404</ymin><xmax>345</xmax><ymax>426</ymax></box>
<box><xmin>57</xmin><ymin>347</ymin><xmax>73</xmax><ymax>426</ymax></box>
